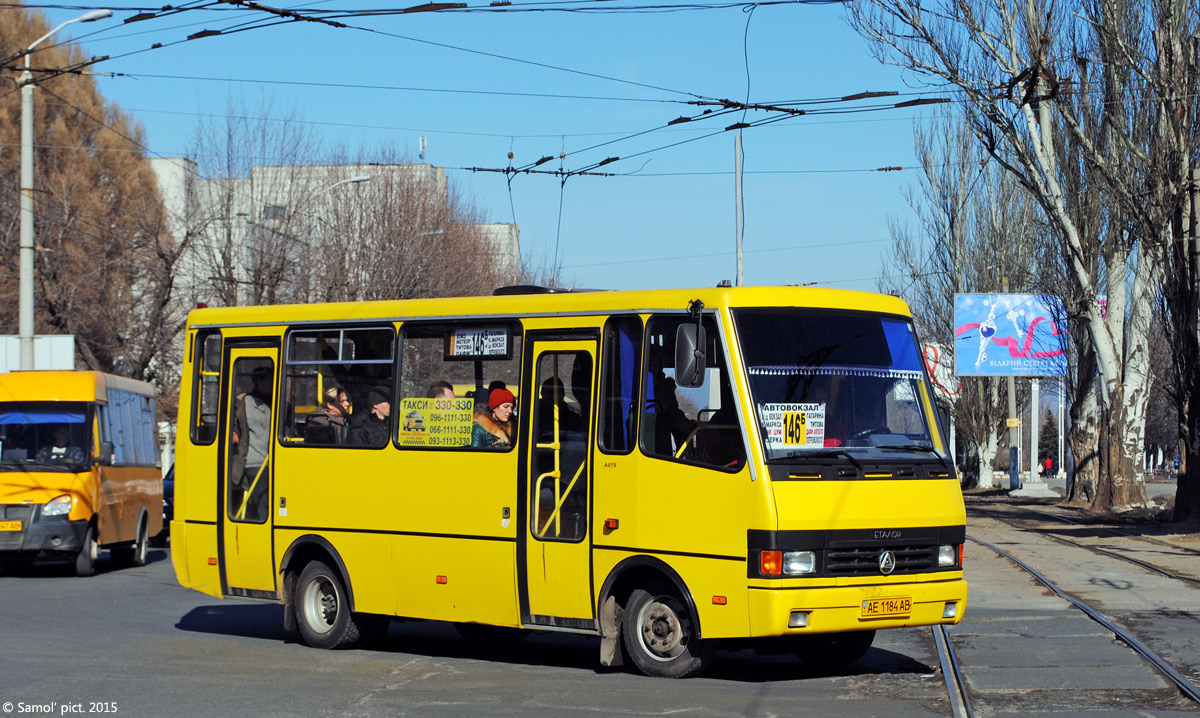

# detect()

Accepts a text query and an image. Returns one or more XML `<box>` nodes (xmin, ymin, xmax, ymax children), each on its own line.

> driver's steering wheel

<box><xmin>847</xmin><ymin>426</ymin><xmax>891</xmax><ymax>442</ymax></box>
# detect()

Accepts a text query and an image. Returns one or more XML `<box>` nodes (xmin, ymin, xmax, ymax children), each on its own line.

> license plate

<box><xmin>0</xmin><ymin>520</ymin><xmax>22</xmax><ymax>531</ymax></box>
<box><xmin>861</xmin><ymin>596</ymin><xmax>911</xmax><ymax>618</ymax></box>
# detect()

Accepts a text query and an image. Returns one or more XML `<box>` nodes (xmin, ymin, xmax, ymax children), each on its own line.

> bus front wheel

<box><xmin>74</xmin><ymin>524</ymin><xmax>97</xmax><ymax>577</ymax></box>
<box><xmin>622</xmin><ymin>587</ymin><xmax>715</xmax><ymax>678</ymax></box>
<box><xmin>296</xmin><ymin>560</ymin><xmax>379</xmax><ymax>649</ymax></box>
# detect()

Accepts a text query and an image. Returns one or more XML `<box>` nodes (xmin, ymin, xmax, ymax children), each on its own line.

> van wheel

<box><xmin>622</xmin><ymin>587</ymin><xmax>715</xmax><ymax>678</ymax></box>
<box><xmin>794</xmin><ymin>630</ymin><xmax>875</xmax><ymax>668</ymax></box>
<box><xmin>113</xmin><ymin>517</ymin><xmax>148</xmax><ymax>568</ymax></box>
<box><xmin>74</xmin><ymin>524</ymin><xmax>97</xmax><ymax>577</ymax></box>
<box><xmin>296</xmin><ymin>560</ymin><xmax>375</xmax><ymax>649</ymax></box>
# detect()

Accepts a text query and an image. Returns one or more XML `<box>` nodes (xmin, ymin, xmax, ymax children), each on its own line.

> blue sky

<box><xmin>35</xmin><ymin>1</ymin><xmax>946</xmax><ymax>292</ymax></box>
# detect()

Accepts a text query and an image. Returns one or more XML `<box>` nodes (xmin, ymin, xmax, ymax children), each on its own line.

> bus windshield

<box><xmin>0</xmin><ymin>402</ymin><xmax>91</xmax><ymax>471</ymax></box>
<box><xmin>733</xmin><ymin>309</ymin><xmax>938</xmax><ymax>462</ymax></box>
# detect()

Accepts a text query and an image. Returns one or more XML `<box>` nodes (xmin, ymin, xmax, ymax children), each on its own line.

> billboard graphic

<box><xmin>954</xmin><ymin>294</ymin><xmax>1067</xmax><ymax>376</ymax></box>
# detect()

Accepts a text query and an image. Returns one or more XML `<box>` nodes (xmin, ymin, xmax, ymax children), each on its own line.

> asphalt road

<box><xmin>4</xmin><ymin>508</ymin><xmax>1199</xmax><ymax>718</ymax></box>
<box><xmin>1</xmin><ymin>549</ymin><xmax>953</xmax><ymax>718</ymax></box>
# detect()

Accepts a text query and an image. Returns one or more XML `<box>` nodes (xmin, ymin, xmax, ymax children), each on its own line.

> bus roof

<box><xmin>185</xmin><ymin>286</ymin><xmax>912</xmax><ymax>329</ymax></box>
<box><xmin>0</xmin><ymin>370</ymin><xmax>155</xmax><ymax>403</ymax></box>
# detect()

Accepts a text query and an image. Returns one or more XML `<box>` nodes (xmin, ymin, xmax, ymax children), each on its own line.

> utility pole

<box><xmin>734</xmin><ymin>136</ymin><xmax>744</xmax><ymax>287</ymax></box>
<box><xmin>17</xmin><ymin>9</ymin><xmax>113</xmax><ymax>370</ymax></box>
<box><xmin>1030</xmin><ymin>376</ymin><xmax>1039</xmax><ymax>481</ymax></box>
<box><xmin>1004</xmin><ymin>277</ymin><xmax>1020</xmax><ymax>490</ymax></box>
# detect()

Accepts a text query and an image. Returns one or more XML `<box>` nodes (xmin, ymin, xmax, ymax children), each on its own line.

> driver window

<box><xmin>640</xmin><ymin>315</ymin><xmax>745</xmax><ymax>471</ymax></box>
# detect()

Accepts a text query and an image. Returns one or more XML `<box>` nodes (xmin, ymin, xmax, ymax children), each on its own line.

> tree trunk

<box><xmin>1066</xmin><ymin>391</ymin><xmax>1100</xmax><ymax>506</ymax></box>
<box><xmin>979</xmin><ymin>430</ymin><xmax>1000</xmax><ymax>489</ymax></box>
<box><xmin>1176</xmin><ymin>373</ymin><xmax>1200</xmax><ymax>523</ymax></box>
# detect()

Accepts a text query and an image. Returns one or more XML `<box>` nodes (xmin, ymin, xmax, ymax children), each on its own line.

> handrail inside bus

<box><xmin>235</xmin><ymin>461</ymin><xmax>268</xmax><ymax>521</ymax></box>
<box><xmin>536</xmin><ymin>459</ymin><xmax>587</xmax><ymax>538</ymax></box>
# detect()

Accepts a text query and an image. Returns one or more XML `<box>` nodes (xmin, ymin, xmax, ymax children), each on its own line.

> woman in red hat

<box><xmin>472</xmin><ymin>387</ymin><xmax>515</xmax><ymax>448</ymax></box>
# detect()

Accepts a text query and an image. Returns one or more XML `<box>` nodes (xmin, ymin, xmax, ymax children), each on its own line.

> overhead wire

<box><xmin>6</xmin><ymin>1</ymin><xmax>953</xmax><ymax>290</ymax></box>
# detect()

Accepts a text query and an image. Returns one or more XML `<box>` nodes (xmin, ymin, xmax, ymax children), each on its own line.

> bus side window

<box><xmin>640</xmin><ymin>315</ymin><xmax>745</xmax><ymax>471</ymax></box>
<box><xmin>281</xmin><ymin>327</ymin><xmax>396</xmax><ymax>448</ymax></box>
<box><xmin>599</xmin><ymin>315</ymin><xmax>642</xmax><ymax>454</ymax></box>
<box><xmin>192</xmin><ymin>332</ymin><xmax>222</xmax><ymax>445</ymax></box>
<box><xmin>397</xmin><ymin>322</ymin><xmax>522</xmax><ymax>451</ymax></box>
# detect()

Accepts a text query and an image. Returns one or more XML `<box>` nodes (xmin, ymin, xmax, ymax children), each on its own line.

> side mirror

<box><xmin>674</xmin><ymin>324</ymin><xmax>706</xmax><ymax>388</ymax></box>
<box><xmin>97</xmin><ymin>442</ymin><xmax>115</xmax><ymax>466</ymax></box>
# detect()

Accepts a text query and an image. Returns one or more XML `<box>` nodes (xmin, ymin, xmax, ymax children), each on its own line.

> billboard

<box><xmin>0</xmin><ymin>335</ymin><xmax>75</xmax><ymax>373</ymax></box>
<box><xmin>953</xmin><ymin>294</ymin><xmax>1067</xmax><ymax>376</ymax></box>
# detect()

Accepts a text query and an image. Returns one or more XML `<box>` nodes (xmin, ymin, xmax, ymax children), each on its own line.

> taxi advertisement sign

<box><xmin>397</xmin><ymin>397</ymin><xmax>474</xmax><ymax>447</ymax></box>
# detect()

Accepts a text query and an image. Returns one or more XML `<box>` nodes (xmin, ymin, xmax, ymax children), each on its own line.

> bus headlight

<box><xmin>783</xmin><ymin>550</ymin><xmax>817</xmax><ymax>575</ymax></box>
<box><xmin>41</xmin><ymin>494</ymin><xmax>74</xmax><ymax>517</ymax></box>
<box><xmin>937</xmin><ymin>544</ymin><xmax>957</xmax><ymax>567</ymax></box>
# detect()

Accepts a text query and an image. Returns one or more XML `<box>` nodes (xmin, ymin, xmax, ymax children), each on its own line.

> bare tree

<box><xmin>849</xmin><ymin>0</ymin><xmax>1199</xmax><ymax>511</ymax></box>
<box><xmin>880</xmin><ymin>115</ymin><xmax>1039</xmax><ymax>488</ymax></box>
<box><xmin>0</xmin><ymin>7</ymin><xmax>189</xmax><ymax>411</ymax></box>
<box><xmin>185</xmin><ymin>97</ymin><xmax>324</xmax><ymax>307</ymax></box>
<box><xmin>185</xmin><ymin>107</ymin><xmax>516</xmax><ymax>309</ymax></box>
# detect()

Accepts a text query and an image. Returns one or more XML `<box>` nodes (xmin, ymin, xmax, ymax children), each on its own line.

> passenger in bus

<box><xmin>347</xmin><ymin>386</ymin><xmax>391</xmax><ymax>447</ymax></box>
<box><xmin>475</xmin><ymin>380</ymin><xmax>509</xmax><ymax>410</ymax></box>
<box><xmin>230</xmin><ymin>366</ymin><xmax>273</xmax><ymax>521</ymax></box>
<box><xmin>305</xmin><ymin>387</ymin><xmax>350</xmax><ymax>444</ymax></box>
<box><xmin>472</xmin><ymin>387</ymin><xmax>514</xmax><ymax>448</ymax></box>
<box><xmin>536</xmin><ymin>377</ymin><xmax>580</xmax><ymax>438</ymax></box>
<box><xmin>36</xmin><ymin>425</ymin><xmax>86</xmax><ymax>465</ymax></box>
<box><xmin>428</xmin><ymin>381</ymin><xmax>455</xmax><ymax>399</ymax></box>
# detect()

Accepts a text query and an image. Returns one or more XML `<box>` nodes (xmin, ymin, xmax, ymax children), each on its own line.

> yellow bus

<box><xmin>0</xmin><ymin>371</ymin><xmax>163</xmax><ymax>576</ymax></box>
<box><xmin>170</xmin><ymin>286</ymin><xmax>967</xmax><ymax>677</ymax></box>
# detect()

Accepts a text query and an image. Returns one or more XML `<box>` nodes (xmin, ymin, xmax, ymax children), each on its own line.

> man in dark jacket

<box><xmin>305</xmin><ymin>387</ymin><xmax>350</xmax><ymax>444</ymax></box>
<box><xmin>348</xmin><ymin>385</ymin><xmax>391</xmax><ymax>447</ymax></box>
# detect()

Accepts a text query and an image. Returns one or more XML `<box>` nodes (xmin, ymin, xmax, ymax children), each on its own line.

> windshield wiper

<box><xmin>880</xmin><ymin>444</ymin><xmax>950</xmax><ymax>464</ymax></box>
<box><xmin>783</xmin><ymin>449</ymin><xmax>864</xmax><ymax>469</ymax></box>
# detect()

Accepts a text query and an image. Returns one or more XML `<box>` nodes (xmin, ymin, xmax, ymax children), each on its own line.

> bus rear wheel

<box><xmin>296</xmin><ymin>560</ymin><xmax>378</xmax><ymax>649</ymax></box>
<box><xmin>112</xmin><ymin>516</ymin><xmax>148</xmax><ymax>568</ymax></box>
<box><xmin>622</xmin><ymin>587</ymin><xmax>715</xmax><ymax>678</ymax></box>
<box><xmin>793</xmin><ymin>630</ymin><xmax>875</xmax><ymax>669</ymax></box>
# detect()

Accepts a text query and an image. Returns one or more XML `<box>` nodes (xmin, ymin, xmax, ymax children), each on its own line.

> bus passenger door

<box><xmin>220</xmin><ymin>348</ymin><xmax>279</xmax><ymax>597</ymax></box>
<box><xmin>521</xmin><ymin>338</ymin><xmax>597</xmax><ymax>626</ymax></box>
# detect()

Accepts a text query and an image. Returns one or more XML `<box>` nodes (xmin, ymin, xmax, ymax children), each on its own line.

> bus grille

<box><xmin>0</xmin><ymin>505</ymin><xmax>33</xmax><ymax>551</ymax></box>
<box><xmin>824</xmin><ymin>545</ymin><xmax>936</xmax><ymax>575</ymax></box>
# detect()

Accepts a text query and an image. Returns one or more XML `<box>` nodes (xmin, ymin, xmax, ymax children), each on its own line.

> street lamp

<box><xmin>18</xmin><ymin>9</ymin><xmax>112</xmax><ymax>371</ymax></box>
<box><xmin>318</xmin><ymin>175</ymin><xmax>372</xmax><ymax>195</ymax></box>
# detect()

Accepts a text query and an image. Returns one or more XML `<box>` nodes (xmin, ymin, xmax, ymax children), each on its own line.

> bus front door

<box><xmin>220</xmin><ymin>348</ymin><xmax>279</xmax><ymax>597</ymax></box>
<box><xmin>521</xmin><ymin>338</ymin><xmax>597</xmax><ymax>626</ymax></box>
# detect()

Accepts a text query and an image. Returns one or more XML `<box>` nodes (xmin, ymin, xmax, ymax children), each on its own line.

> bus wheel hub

<box><xmin>642</xmin><ymin>602</ymin><xmax>682</xmax><ymax>654</ymax></box>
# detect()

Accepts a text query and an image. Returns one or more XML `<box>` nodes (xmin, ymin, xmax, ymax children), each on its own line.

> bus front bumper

<box><xmin>747</xmin><ymin>576</ymin><xmax>968</xmax><ymax>636</ymax></box>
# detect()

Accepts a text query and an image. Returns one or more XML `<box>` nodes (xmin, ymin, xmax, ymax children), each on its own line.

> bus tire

<box><xmin>622</xmin><ymin>586</ymin><xmax>715</xmax><ymax>678</ymax></box>
<box><xmin>296</xmin><ymin>559</ymin><xmax>367</xmax><ymax>649</ymax></box>
<box><xmin>793</xmin><ymin>630</ymin><xmax>875</xmax><ymax>668</ymax></box>
<box><xmin>74</xmin><ymin>523</ymin><xmax>98</xmax><ymax>577</ymax></box>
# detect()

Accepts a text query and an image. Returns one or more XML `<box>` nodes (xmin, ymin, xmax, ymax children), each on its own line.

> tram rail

<box><xmin>968</xmin><ymin>534</ymin><xmax>1200</xmax><ymax>706</ymax></box>
<box><xmin>969</xmin><ymin>505</ymin><xmax>1200</xmax><ymax>586</ymax></box>
<box><xmin>1021</xmin><ymin>506</ymin><xmax>1200</xmax><ymax>558</ymax></box>
<box><xmin>932</xmin><ymin>624</ymin><xmax>974</xmax><ymax>718</ymax></box>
